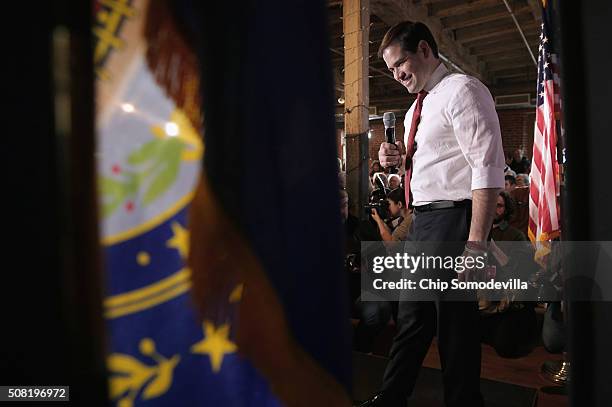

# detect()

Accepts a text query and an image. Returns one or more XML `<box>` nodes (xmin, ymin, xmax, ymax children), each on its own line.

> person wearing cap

<box><xmin>358</xmin><ymin>21</ymin><xmax>504</xmax><ymax>407</ymax></box>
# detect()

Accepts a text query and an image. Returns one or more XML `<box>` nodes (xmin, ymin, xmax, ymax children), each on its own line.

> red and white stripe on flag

<box><xmin>528</xmin><ymin>7</ymin><xmax>562</xmax><ymax>267</ymax></box>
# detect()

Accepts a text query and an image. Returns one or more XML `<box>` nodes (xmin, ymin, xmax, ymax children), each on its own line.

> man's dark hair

<box><xmin>387</xmin><ymin>187</ymin><xmax>406</xmax><ymax>207</ymax></box>
<box><xmin>378</xmin><ymin>21</ymin><xmax>439</xmax><ymax>59</ymax></box>
<box><xmin>498</xmin><ymin>191</ymin><xmax>515</xmax><ymax>221</ymax></box>
<box><xmin>505</xmin><ymin>175</ymin><xmax>516</xmax><ymax>185</ymax></box>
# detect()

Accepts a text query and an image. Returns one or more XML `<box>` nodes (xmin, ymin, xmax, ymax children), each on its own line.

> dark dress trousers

<box><xmin>381</xmin><ymin>203</ymin><xmax>484</xmax><ymax>407</ymax></box>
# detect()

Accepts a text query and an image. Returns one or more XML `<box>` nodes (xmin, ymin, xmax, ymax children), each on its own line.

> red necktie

<box><xmin>404</xmin><ymin>90</ymin><xmax>428</xmax><ymax>207</ymax></box>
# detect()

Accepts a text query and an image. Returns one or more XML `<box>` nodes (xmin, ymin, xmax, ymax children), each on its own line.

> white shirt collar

<box><xmin>423</xmin><ymin>62</ymin><xmax>449</xmax><ymax>93</ymax></box>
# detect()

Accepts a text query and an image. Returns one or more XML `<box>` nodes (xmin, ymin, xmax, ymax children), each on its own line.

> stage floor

<box><xmin>423</xmin><ymin>340</ymin><xmax>567</xmax><ymax>407</ymax></box>
<box><xmin>353</xmin><ymin>350</ymin><xmax>539</xmax><ymax>406</ymax></box>
<box><xmin>351</xmin><ymin>305</ymin><xmax>568</xmax><ymax>407</ymax></box>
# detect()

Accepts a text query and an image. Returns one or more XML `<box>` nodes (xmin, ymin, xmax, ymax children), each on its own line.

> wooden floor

<box><xmin>354</xmin><ymin>303</ymin><xmax>569</xmax><ymax>406</ymax></box>
<box><xmin>423</xmin><ymin>339</ymin><xmax>568</xmax><ymax>407</ymax></box>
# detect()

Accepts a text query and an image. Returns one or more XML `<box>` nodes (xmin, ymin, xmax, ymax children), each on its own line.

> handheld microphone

<box><xmin>383</xmin><ymin>111</ymin><xmax>398</xmax><ymax>174</ymax></box>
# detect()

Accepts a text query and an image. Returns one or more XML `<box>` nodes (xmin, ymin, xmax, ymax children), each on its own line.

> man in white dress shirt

<box><xmin>358</xmin><ymin>22</ymin><xmax>504</xmax><ymax>407</ymax></box>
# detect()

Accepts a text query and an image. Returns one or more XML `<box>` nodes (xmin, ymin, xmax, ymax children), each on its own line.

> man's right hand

<box><xmin>378</xmin><ymin>141</ymin><xmax>405</xmax><ymax>169</ymax></box>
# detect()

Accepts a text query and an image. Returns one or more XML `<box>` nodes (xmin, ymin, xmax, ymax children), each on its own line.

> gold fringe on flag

<box><xmin>143</xmin><ymin>0</ymin><xmax>202</xmax><ymax>131</ymax></box>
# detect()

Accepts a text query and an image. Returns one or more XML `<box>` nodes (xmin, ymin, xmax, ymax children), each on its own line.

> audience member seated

<box><xmin>388</xmin><ymin>174</ymin><xmax>401</xmax><ymax>191</ymax></box>
<box><xmin>370</xmin><ymin>172</ymin><xmax>388</xmax><ymax>191</ymax></box>
<box><xmin>507</xmin><ymin>174</ymin><xmax>530</xmax><ymax>237</ymax></box>
<box><xmin>505</xmin><ymin>174</ymin><xmax>516</xmax><ymax>192</ymax></box>
<box><xmin>480</xmin><ymin>191</ymin><xmax>539</xmax><ymax>358</ymax></box>
<box><xmin>504</xmin><ymin>166</ymin><xmax>517</xmax><ymax>178</ymax></box>
<box><xmin>504</xmin><ymin>154</ymin><xmax>517</xmax><ymax>177</ymax></box>
<box><xmin>490</xmin><ymin>191</ymin><xmax>527</xmax><ymax>242</ymax></box>
<box><xmin>509</xmin><ymin>148</ymin><xmax>530</xmax><ymax>175</ymax></box>
<box><xmin>370</xmin><ymin>160</ymin><xmax>382</xmax><ymax>175</ymax></box>
<box><xmin>515</xmin><ymin>173</ymin><xmax>530</xmax><ymax>187</ymax></box>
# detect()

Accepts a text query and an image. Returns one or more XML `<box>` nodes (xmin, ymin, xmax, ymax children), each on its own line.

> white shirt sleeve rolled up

<box><xmin>448</xmin><ymin>79</ymin><xmax>505</xmax><ymax>191</ymax></box>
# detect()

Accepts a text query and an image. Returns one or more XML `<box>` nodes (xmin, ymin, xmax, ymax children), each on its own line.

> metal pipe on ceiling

<box><xmin>439</xmin><ymin>52</ymin><xmax>466</xmax><ymax>74</ymax></box>
<box><xmin>502</xmin><ymin>0</ymin><xmax>538</xmax><ymax>66</ymax></box>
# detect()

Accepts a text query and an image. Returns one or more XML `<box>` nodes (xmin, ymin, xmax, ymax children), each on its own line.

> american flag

<box><xmin>528</xmin><ymin>0</ymin><xmax>562</xmax><ymax>266</ymax></box>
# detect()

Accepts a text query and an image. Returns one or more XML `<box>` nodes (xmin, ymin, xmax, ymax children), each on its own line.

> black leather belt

<box><xmin>413</xmin><ymin>200</ymin><xmax>470</xmax><ymax>213</ymax></box>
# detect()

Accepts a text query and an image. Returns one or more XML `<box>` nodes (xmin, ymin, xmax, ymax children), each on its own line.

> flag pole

<box><xmin>537</xmin><ymin>0</ymin><xmax>570</xmax><ymax>387</ymax></box>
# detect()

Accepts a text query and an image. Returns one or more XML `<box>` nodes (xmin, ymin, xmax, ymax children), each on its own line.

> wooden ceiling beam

<box><xmin>487</xmin><ymin>58</ymin><xmax>534</xmax><ymax>72</ymax></box>
<box><xmin>471</xmin><ymin>37</ymin><xmax>537</xmax><ymax>56</ymax></box>
<box><xmin>484</xmin><ymin>57</ymin><xmax>533</xmax><ymax>70</ymax></box>
<box><xmin>430</xmin><ymin>0</ymin><xmax>504</xmax><ymax>19</ymax></box>
<box><xmin>330</xmin><ymin>48</ymin><xmax>395</xmax><ymax>81</ymax></box>
<box><xmin>370</xmin><ymin>0</ymin><xmax>487</xmax><ymax>81</ymax></box>
<box><xmin>442</xmin><ymin>4</ymin><xmax>531</xmax><ymax>30</ymax></box>
<box><xmin>480</xmin><ymin>50</ymin><xmax>531</xmax><ymax>64</ymax></box>
<box><xmin>460</xmin><ymin>27</ymin><xmax>539</xmax><ymax>47</ymax></box>
<box><xmin>329</xmin><ymin>25</ymin><xmax>390</xmax><ymax>48</ymax></box>
<box><xmin>456</xmin><ymin>25</ymin><xmax>523</xmax><ymax>43</ymax></box>
<box><xmin>490</xmin><ymin>66</ymin><xmax>536</xmax><ymax>78</ymax></box>
<box><xmin>368</xmin><ymin>25</ymin><xmax>394</xmax><ymax>40</ymax></box>
<box><xmin>417</xmin><ymin>0</ymin><xmax>449</xmax><ymax>4</ymax></box>
<box><xmin>490</xmin><ymin>83</ymin><xmax>536</xmax><ymax>97</ymax></box>
<box><xmin>453</xmin><ymin>15</ymin><xmax>538</xmax><ymax>44</ymax></box>
<box><xmin>496</xmin><ymin>75</ymin><xmax>538</xmax><ymax>85</ymax></box>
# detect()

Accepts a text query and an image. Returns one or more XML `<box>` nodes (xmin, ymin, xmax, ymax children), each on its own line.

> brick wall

<box><xmin>497</xmin><ymin>108</ymin><xmax>536</xmax><ymax>159</ymax></box>
<box><xmin>336</xmin><ymin>107</ymin><xmax>536</xmax><ymax>169</ymax></box>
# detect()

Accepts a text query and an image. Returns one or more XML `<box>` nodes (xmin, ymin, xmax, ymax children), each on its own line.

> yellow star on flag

<box><xmin>166</xmin><ymin>221</ymin><xmax>189</xmax><ymax>259</ymax></box>
<box><xmin>191</xmin><ymin>321</ymin><xmax>237</xmax><ymax>373</ymax></box>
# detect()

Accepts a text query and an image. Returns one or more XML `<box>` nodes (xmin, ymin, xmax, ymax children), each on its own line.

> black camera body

<box><xmin>364</xmin><ymin>187</ymin><xmax>390</xmax><ymax>220</ymax></box>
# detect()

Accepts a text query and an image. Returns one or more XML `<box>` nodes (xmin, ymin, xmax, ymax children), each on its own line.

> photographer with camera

<box><xmin>354</xmin><ymin>186</ymin><xmax>407</xmax><ymax>354</ymax></box>
<box><xmin>370</xmin><ymin>188</ymin><xmax>412</xmax><ymax>242</ymax></box>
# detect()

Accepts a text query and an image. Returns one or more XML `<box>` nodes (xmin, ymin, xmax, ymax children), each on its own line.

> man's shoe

<box><xmin>354</xmin><ymin>391</ymin><xmax>400</xmax><ymax>407</ymax></box>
